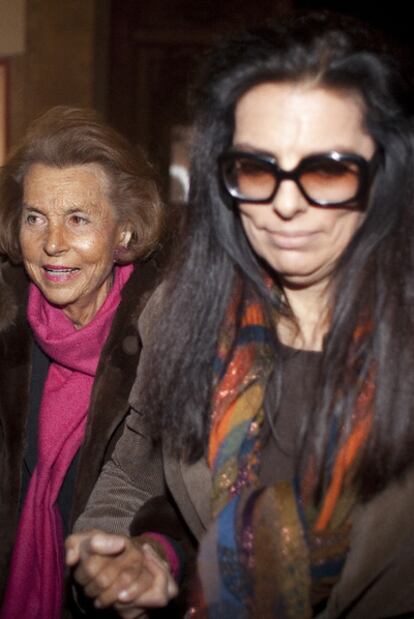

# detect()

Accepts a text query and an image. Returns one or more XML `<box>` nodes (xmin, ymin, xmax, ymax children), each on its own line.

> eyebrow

<box><xmin>22</xmin><ymin>204</ymin><xmax>41</xmax><ymax>211</ymax></box>
<box><xmin>232</xmin><ymin>142</ymin><xmax>265</xmax><ymax>151</ymax></box>
<box><xmin>231</xmin><ymin>142</ymin><xmax>366</xmax><ymax>162</ymax></box>
<box><xmin>21</xmin><ymin>204</ymin><xmax>97</xmax><ymax>215</ymax></box>
<box><xmin>231</xmin><ymin>143</ymin><xmax>277</xmax><ymax>158</ymax></box>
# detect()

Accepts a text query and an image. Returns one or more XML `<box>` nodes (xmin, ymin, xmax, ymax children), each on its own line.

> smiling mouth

<box><xmin>42</xmin><ymin>266</ymin><xmax>80</xmax><ymax>281</ymax></box>
<box><xmin>44</xmin><ymin>266</ymin><xmax>80</xmax><ymax>273</ymax></box>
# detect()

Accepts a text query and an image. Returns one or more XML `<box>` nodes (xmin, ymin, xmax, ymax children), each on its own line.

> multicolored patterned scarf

<box><xmin>197</xmin><ymin>274</ymin><xmax>373</xmax><ymax>618</ymax></box>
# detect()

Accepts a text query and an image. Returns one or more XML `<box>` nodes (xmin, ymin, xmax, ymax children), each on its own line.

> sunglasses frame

<box><xmin>218</xmin><ymin>149</ymin><xmax>380</xmax><ymax>207</ymax></box>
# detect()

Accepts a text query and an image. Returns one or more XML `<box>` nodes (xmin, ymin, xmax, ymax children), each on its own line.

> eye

<box><xmin>307</xmin><ymin>160</ymin><xmax>358</xmax><ymax>179</ymax></box>
<box><xmin>69</xmin><ymin>214</ymin><xmax>89</xmax><ymax>225</ymax></box>
<box><xmin>24</xmin><ymin>212</ymin><xmax>43</xmax><ymax>225</ymax></box>
<box><xmin>235</xmin><ymin>159</ymin><xmax>269</xmax><ymax>177</ymax></box>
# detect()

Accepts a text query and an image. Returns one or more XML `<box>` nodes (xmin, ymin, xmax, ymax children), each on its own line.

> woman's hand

<box><xmin>65</xmin><ymin>529</ymin><xmax>178</xmax><ymax>618</ymax></box>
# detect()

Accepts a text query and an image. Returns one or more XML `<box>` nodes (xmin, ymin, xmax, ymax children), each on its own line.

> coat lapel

<box><xmin>162</xmin><ymin>450</ymin><xmax>211</xmax><ymax>541</ymax></box>
<box><xmin>179</xmin><ymin>457</ymin><xmax>212</xmax><ymax>531</ymax></box>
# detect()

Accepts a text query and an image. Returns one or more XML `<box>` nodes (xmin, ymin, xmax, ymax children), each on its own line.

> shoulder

<box><xmin>119</xmin><ymin>260</ymin><xmax>163</xmax><ymax>314</ymax></box>
<box><xmin>109</xmin><ymin>259</ymin><xmax>164</xmax><ymax>342</ymax></box>
<box><xmin>126</xmin><ymin>283</ymin><xmax>167</xmax><ymax>411</ymax></box>
<box><xmin>137</xmin><ymin>280</ymin><xmax>167</xmax><ymax>344</ymax></box>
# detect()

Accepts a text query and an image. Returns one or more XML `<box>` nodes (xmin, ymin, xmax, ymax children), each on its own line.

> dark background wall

<box><xmin>5</xmin><ymin>0</ymin><xmax>413</xmax><ymax>195</ymax></box>
<box><xmin>106</xmin><ymin>0</ymin><xmax>413</xmax><ymax>195</ymax></box>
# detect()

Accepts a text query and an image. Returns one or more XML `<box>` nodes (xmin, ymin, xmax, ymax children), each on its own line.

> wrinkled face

<box><xmin>20</xmin><ymin>163</ymin><xmax>125</xmax><ymax>326</ymax></box>
<box><xmin>233</xmin><ymin>82</ymin><xmax>375</xmax><ymax>291</ymax></box>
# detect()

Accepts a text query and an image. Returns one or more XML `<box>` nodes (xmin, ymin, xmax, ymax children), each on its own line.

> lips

<box><xmin>267</xmin><ymin>230</ymin><xmax>317</xmax><ymax>249</ymax></box>
<box><xmin>42</xmin><ymin>265</ymin><xmax>80</xmax><ymax>282</ymax></box>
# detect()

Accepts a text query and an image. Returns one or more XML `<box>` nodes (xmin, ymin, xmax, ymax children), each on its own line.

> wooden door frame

<box><xmin>0</xmin><ymin>59</ymin><xmax>9</xmax><ymax>163</ymax></box>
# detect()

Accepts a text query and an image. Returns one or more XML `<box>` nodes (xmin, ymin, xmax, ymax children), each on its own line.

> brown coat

<box><xmin>76</xmin><ymin>290</ymin><xmax>414</xmax><ymax>619</ymax></box>
<box><xmin>0</xmin><ymin>260</ymin><xmax>160</xmax><ymax>615</ymax></box>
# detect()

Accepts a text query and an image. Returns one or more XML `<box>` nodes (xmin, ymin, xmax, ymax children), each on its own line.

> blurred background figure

<box><xmin>0</xmin><ymin>105</ymin><xmax>164</xmax><ymax>618</ymax></box>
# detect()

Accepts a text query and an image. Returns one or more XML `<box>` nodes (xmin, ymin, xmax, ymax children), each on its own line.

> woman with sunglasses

<box><xmin>67</xmin><ymin>12</ymin><xmax>414</xmax><ymax>618</ymax></box>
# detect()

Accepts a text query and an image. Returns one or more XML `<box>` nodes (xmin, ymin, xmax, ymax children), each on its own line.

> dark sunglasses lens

<box><xmin>300</xmin><ymin>159</ymin><xmax>362</xmax><ymax>205</ymax></box>
<box><xmin>222</xmin><ymin>156</ymin><xmax>276</xmax><ymax>201</ymax></box>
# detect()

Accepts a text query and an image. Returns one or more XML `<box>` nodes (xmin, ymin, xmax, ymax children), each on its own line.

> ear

<box><xmin>119</xmin><ymin>228</ymin><xmax>132</xmax><ymax>248</ymax></box>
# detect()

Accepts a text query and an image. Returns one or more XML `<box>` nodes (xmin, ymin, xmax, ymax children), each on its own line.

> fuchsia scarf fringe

<box><xmin>1</xmin><ymin>264</ymin><xmax>133</xmax><ymax>619</ymax></box>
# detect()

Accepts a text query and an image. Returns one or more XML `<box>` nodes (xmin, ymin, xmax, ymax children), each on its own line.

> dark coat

<box><xmin>0</xmin><ymin>259</ymin><xmax>160</xmax><ymax>614</ymax></box>
<box><xmin>77</xmin><ymin>287</ymin><xmax>414</xmax><ymax>619</ymax></box>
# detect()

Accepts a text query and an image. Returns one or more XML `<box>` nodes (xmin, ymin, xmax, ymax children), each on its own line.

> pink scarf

<box><xmin>1</xmin><ymin>264</ymin><xmax>133</xmax><ymax>619</ymax></box>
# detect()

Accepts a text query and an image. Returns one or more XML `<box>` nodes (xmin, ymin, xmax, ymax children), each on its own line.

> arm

<box><xmin>67</xmin><ymin>287</ymin><xmax>196</xmax><ymax>615</ymax></box>
<box><xmin>73</xmin><ymin>407</ymin><xmax>166</xmax><ymax>536</ymax></box>
<box><xmin>73</xmin><ymin>285</ymin><xmax>168</xmax><ymax>535</ymax></box>
<box><xmin>67</xmin><ymin>408</ymin><xmax>180</xmax><ymax>616</ymax></box>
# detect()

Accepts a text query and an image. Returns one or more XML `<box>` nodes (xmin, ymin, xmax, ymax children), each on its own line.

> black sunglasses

<box><xmin>218</xmin><ymin>149</ymin><xmax>380</xmax><ymax>208</ymax></box>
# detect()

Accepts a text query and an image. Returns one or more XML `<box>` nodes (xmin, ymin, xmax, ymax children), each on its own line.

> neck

<box><xmin>277</xmin><ymin>280</ymin><xmax>331</xmax><ymax>351</ymax></box>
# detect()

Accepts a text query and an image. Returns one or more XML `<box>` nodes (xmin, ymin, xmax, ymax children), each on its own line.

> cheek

<box><xmin>240</xmin><ymin>210</ymin><xmax>257</xmax><ymax>238</ymax></box>
<box><xmin>74</xmin><ymin>229</ymin><xmax>118</xmax><ymax>267</ymax></box>
<box><xmin>19</xmin><ymin>230</ymin><xmax>39</xmax><ymax>263</ymax></box>
<box><xmin>239</xmin><ymin>212</ymin><xmax>268</xmax><ymax>254</ymax></box>
<box><xmin>325</xmin><ymin>211</ymin><xmax>365</xmax><ymax>249</ymax></box>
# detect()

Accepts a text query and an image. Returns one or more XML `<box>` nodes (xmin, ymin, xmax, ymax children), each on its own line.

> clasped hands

<box><xmin>65</xmin><ymin>529</ymin><xmax>178</xmax><ymax>619</ymax></box>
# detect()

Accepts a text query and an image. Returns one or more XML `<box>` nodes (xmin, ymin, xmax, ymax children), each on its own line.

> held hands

<box><xmin>65</xmin><ymin>529</ymin><xmax>178</xmax><ymax>619</ymax></box>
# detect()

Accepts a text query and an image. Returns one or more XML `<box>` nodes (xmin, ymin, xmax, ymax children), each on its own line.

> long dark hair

<box><xmin>139</xmin><ymin>12</ymin><xmax>414</xmax><ymax>498</ymax></box>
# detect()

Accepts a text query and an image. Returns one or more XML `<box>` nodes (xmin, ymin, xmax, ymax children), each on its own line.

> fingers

<box><xmin>143</xmin><ymin>545</ymin><xmax>178</xmax><ymax>599</ymax></box>
<box><xmin>65</xmin><ymin>530</ymin><xmax>98</xmax><ymax>566</ymax></box>
<box><xmin>143</xmin><ymin>544</ymin><xmax>178</xmax><ymax>603</ymax></box>
<box><xmin>117</xmin><ymin>609</ymin><xmax>148</xmax><ymax>619</ymax></box>
<box><xmin>112</xmin><ymin>544</ymin><xmax>178</xmax><ymax>609</ymax></box>
<box><xmin>80</xmin><ymin>532</ymin><xmax>127</xmax><ymax>558</ymax></box>
<box><xmin>65</xmin><ymin>530</ymin><xmax>126</xmax><ymax>566</ymax></box>
<box><xmin>72</xmin><ymin>536</ymin><xmax>148</xmax><ymax>609</ymax></box>
<box><xmin>66</xmin><ymin>532</ymin><xmax>179</xmax><ymax>613</ymax></box>
<box><xmin>89</xmin><ymin>551</ymin><xmax>153</xmax><ymax>608</ymax></box>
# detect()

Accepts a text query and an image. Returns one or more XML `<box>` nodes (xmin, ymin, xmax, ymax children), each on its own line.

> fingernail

<box><xmin>118</xmin><ymin>589</ymin><xmax>130</xmax><ymax>601</ymax></box>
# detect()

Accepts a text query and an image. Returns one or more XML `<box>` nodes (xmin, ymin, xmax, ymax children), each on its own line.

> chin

<box><xmin>42</xmin><ymin>295</ymin><xmax>72</xmax><ymax>309</ymax></box>
<box><xmin>266</xmin><ymin>258</ymin><xmax>315</xmax><ymax>278</ymax></box>
<box><xmin>262</xmin><ymin>258</ymin><xmax>323</xmax><ymax>287</ymax></box>
<box><xmin>36</xmin><ymin>287</ymin><xmax>75</xmax><ymax>308</ymax></box>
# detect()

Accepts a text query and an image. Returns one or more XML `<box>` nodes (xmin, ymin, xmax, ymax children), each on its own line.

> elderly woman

<box><xmin>67</xmin><ymin>13</ymin><xmax>414</xmax><ymax>619</ymax></box>
<box><xmin>0</xmin><ymin>106</ymin><xmax>165</xmax><ymax>618</ymax></box>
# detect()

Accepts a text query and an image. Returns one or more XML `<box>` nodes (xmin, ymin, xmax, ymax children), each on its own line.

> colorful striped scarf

<box><xmin>197</xmin><ymin>275</ymin><xmax>373</xmax><ymax>618</ymax></box>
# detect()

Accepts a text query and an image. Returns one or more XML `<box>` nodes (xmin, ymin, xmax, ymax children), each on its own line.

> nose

<box><xmin>43</xmin><ymin>223</ymin><xmax>68</xmax><ymax>256</ymax></box>
<box><xmin>271</xmin><ymin>178</ymin><xmax>308</xmax><ymax>220</ymax></box>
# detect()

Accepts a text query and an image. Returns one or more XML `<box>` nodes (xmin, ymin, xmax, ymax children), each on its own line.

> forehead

<box><xmin>23</xmin><ymin>162</ymin><xmax>112</xmax><ymax>206</ymax></box>
<box><xmin>233</xmin><ymin>81</ymin><xmax>372</xmax><ymax>159</ymax></box>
